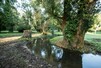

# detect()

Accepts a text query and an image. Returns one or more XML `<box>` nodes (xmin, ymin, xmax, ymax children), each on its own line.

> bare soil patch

<box><xmin>0</xmin><ymin>40</ymin><xmax>56</xmax><ymax>68</ymax></box>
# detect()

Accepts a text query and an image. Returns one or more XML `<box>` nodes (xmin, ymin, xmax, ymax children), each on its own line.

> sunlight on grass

<box><xmin>55</xmin><ymin>32</ymin><xmax>62</xmax><ymax>35</ymax></box>
<box><xmin>50</xmin><ymin>32</ymin><xmax>101</xmax><ymax>51</ymax></box>
<box><xmin>0</xmin><ymin>32</ymin><xmax>22</xmax><ymax>38</ymax></box>
<box><xmin>50</xmin><ymin>36</ymin><xmax>63</xmax><ymax>43</ymax></box>
<box><xmin>50</xmin><ymin>32</ymin><xmax>101</xmax><ymax>43</ymax></box>
<box><xmin>85</xmin><ymin>32</ymin><xmax>101</xmax><ymax>40</ymax></box>
<box><xmin>85</xmin><ymin>32</ymin><xmax>101</xmax><ymax>51</ymax></box>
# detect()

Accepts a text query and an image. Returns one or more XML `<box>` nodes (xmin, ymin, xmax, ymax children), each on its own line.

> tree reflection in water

<box><xmin>27</xmin><ymin>37</ymin><xmax>101</xmax><ymax>68</ymax></box>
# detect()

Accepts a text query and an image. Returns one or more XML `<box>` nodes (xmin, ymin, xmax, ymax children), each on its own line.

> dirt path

<box><xmin>0</xmin><ymin>34</ymin><xmax>41</xmax><ymax>43</ymax></box>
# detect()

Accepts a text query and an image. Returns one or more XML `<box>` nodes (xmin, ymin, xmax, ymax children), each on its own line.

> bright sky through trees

<box><xmin>15</xmin><ymin>0</ymin><xmax>101</xmax><ymax>16</ymax></box>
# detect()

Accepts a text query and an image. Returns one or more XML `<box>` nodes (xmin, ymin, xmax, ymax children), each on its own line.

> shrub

<box><xmin>17</xmin><ymin>24</ymin><xmax>31</xmax><ymax>32</ymax></box>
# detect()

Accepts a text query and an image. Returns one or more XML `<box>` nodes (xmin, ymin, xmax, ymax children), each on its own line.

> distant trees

<box><xmin>0</xmin><ymin>0</ymin><xmax>19</xmax><ymax>32</ymax></box>
<box><xmin>0</xmin><ymin>0</ymin><xmax>32</xmax><ymax>32</ymax></box>
<box><xmin>30</xmin><ymin>0</ymin><xmax>60</xmax><ymax>34</ymax></box>
<box><xmin>0</xmin><ymin>0</ymin><xmax>60</xmax><ymax>33</ymax></box>
<box><xmin>93</xmin><ymin>13</ymin><xmax>101</xmax><ymax>33</ymax></box>
<box><xmin>16</xmin><ymin>15</ymin><xmax>31</xmax><ymax>32</ymax></box>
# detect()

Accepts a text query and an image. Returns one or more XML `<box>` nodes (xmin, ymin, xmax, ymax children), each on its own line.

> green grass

<box><xmin>85</xmin><ymin>32</ymin><xmax>101</xmax><ymax>51</ymax></box>
<box><xmin>54</xmin><ymin>32</ymin><xmax>62</xmax><ymax>35</ymax></box>
<box><xmin>50</xmin><ymin>36</ymin><xmax>63</xmax><ymax>43</ymax></box>
<box><xmin>50</xmin><ymin>31</ymin><xmax>101</xmax><ymax>51</ymax></box>
<box><xmin>85</xmin><ymin>32</ymin><xmax>101</xmax><ymax>44</ymax></box>
<box><xmin>85</xmin><ymin>32</ymin><xmax>101</xmax><ymax>40</ymax></box>
<box><xmin>0</xmin><ymin>31</ymin><xmax>101</xmax><ymax>51</ymax></box>
<box><xmin>0</xmin><ymin>32</ymin><xmax>23</xmax><ymax>38</ymax></box>
<box><xmin>0</xmin><ymin>30</ymin><xmax>38</xmax><ymax>38</ymax></box>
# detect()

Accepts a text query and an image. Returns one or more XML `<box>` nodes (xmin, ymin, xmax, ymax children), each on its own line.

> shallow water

<box><xmin>27</xmin><ymin>38</ymin><xmax>101</xmax><ymax>68</ymax></box>
<box><xmin>82</xmin><ymin>53</ymin><xmax>101</xmax><ymax>68</ymax></box>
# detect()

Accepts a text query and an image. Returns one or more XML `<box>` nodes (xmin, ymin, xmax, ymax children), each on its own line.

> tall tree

<box><xmin>32</xmin><ymin>0</ymin><xmax>101</xmax><ymax>49</ymax></box>
<box><xmin>0</xmin><ymin>0</ymin><xmax>18</xmax><ymax>32</ymax></box>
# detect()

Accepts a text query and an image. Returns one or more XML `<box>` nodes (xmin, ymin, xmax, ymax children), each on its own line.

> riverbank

<box><xmin>0</xmin><ymin>32</ymin><xmax>101</xmax><ymax>68</ymax></box>
<box><xmin>50</xmin><ymin>32</ymin><xmax>101</xmax><ymax>53</ymax></box>
<box><xmin>0</xmin><ymin>40</ymin><xmax>56</xmax><ymax>68</ymax></box>
<box><xmin>51</xmin><ymin>37</ymin><xmax>101</xmax><ymax>53</ymax></box>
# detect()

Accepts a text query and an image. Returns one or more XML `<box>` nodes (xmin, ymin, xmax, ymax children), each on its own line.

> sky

<box><xmin>14</xmin><ymin>0</ymin><xmax>31</xmax><ymax>16</ymax></box>
<box><xmin>15</xmin><ymin>0</ymin><xmax>101</xmax><ymax>16</ymax></box>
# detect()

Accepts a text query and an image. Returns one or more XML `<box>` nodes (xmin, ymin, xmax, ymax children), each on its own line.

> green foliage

<box><xmin>0</xmin><ymin>32</ymin><xmax>22</xmax><ymax>38</ymax></box>
<box><xmin>50</xmin><ymin>36</ymin><xmax>63</xmax><ymax>43</ymax></box>
<box><xmin>62</xmin><ymin>0</ymin><xmax>101</xmax><ymax>41</ymax></box>
<box><xmin>0</xmin><ymin>0</ymin><xmax>19</xmax><ymax>32</ymax></box>
<box><xmin>85</xmin><ymin>32</ymin><xmax>101</xmax><ymax>51</ymax></box>
<box><xmin>34</xmin><ymin>0</ymin><xmax>100</xmax><ymax>32</ymax></box>
<box><xmin>83</xmin><ymin>18</ymin><xmax>94</xmax><ymax>32</ymax></box>
<box><xmin>17</xmin><ymin>23</ymin><xmax>31</xmax><ymax>32</ymax></box>
<box><xmin>91</xmin><ymin>13</ymin><xmax>101</xmax><ymax>31</ymax></box>
<box><xmin>64</xmin><ymin>20</ymin><xmax>78</xmax><ymax>41</ymax></box>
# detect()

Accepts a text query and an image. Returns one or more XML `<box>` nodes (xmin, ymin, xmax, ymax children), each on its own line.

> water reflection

<box><xmin>82</xmin><ymin>53</ymin><xmax>101</xmax><ymax>68</ymax></box>
<box><xmin>26</xmin><ymin>37</ymin><xmax>101</xmax><ymax>68</ymax></box>
<box><xmin>61</xmin><ymin>49</ymin><xmax>82</xmax><ymax>68</ymax></box>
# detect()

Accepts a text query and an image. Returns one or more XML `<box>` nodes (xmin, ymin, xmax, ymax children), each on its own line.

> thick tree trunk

<box><xmin>62</xmin><ymin>35</ymin><xmax>85</xmax><ymax>49</ymax></box>
<box><xmin>61</xmin><ymin>16</ymin><xmax>66</xmax><ymax>32</ymax></box>
<box><xmin>69</xmin><ymin>32</ymin><xmax>85</xmax><ymax>49</ymax></box>
<box><xmin>60</xmin><ymin>0</ymin><xmax>67</xmax><ymax>32</ymax></box>
<box><xmin>56</xmin><ymin>0</ymin><xmax>87</xmax><ymax>49</ymax></box>
<box><xmin>63</xmin><ymin>20</ymin><xmax>85</xmax><ymax>49</ymax></box>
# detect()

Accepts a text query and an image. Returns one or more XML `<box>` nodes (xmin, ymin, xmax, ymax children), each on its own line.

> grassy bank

<box><xmin>50</xmin><ymin>32</ymin><xmax>101</xmax><ymax>52</ymax></box>
<box><xmin>85</xmin><ymin>32</ymin><xmax>101</xmax><ymax>52</ymax></box>
<box><xmin>0</xmin><ymin>40</ymin><xmax>56</xmax><ymax>68</ymax></box>
<box><xmin>0</xmin><ymin>32</ymin><xmax>22</xmax><ymax>38</ymax></box>
<box><xmin>0</xmin><ymin>31</ymin><xmax>38</xmax><ymax>38</ymax></box>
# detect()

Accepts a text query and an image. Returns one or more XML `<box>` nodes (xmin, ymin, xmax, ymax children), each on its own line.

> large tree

<box><xmin>0</xmin><ymin>0</ymin><xmax>18</xmax><ymax>32</ymax></box>
<box><xmin>32</xmin><ymin>0</ymin><xmax>101</xmax><ymax>49</ymax></box>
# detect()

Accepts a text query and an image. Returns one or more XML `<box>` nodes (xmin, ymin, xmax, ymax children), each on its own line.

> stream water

<box><xmin>26</xmin><ymin>38</ymin><xmax>101</xmax><ymax>68</ymax></box>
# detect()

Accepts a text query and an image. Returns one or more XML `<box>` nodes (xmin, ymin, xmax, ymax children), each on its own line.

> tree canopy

<box><xmin>0</xmin><ymin>0</ymin><xmax>19</xmax><ymax>32</ymax></box>
<box><xmin>30</xmin><ymin>0</ymin><xmax>101</xmax><ymax>48</ymax></box>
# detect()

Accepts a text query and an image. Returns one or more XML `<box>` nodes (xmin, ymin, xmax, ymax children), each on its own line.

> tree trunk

<box><xmin>69</xmin><ymin>32</ymin><xmax>85</xmax><ymax>49</ymax></box>
<box><xmin>60</xmin><ymin>0</ymin><xmax>67</xmax><ymax>32</ymax></box>
<box><xmin>22</xmin><ymin>30</ymin><xmax>32</xmax><ymax>38</ymax></box>
<box><xmin>63</xmin><ymin>20</ymin><xmax>86</xmax><ymax>49</ymax></box>
<box><xmin>61</xmin><ymin>16</ymin><xmax>66</xmax><ymax>32</ymax></box>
